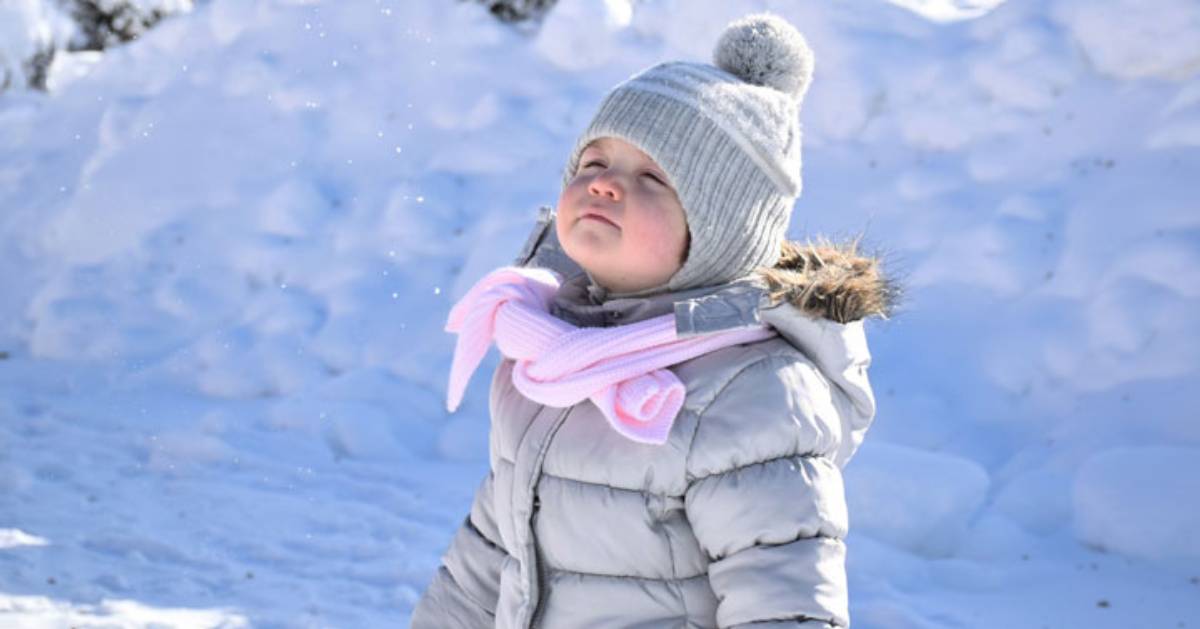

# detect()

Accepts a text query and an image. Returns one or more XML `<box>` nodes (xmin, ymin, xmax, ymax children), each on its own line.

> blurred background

<box><xmin>1</xmin><ymin>0</ymin><xmax>1197</xmax><ymax>626</ymax></box>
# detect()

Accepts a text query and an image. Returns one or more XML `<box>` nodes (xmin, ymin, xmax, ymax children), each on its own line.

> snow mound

<box><xmin>845</xmin><ymin>442</ymin><xmax>990</xmax><ymax>557</ymax></box>
<box><xmin>1072</xmin><ymin>446</ymin><xmax>1200</xmax><ymax>566</ymax></box>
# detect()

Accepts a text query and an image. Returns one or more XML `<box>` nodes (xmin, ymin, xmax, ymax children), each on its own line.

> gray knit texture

<box><xmin>561</xmin><ymin>13</ymin><xmax>815</xmax><ymax>297</ymax></box>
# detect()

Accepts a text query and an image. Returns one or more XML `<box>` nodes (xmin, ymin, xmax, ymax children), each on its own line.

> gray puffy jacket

<box><xmin>413</xmin><ymin>208</ymin><xmax>893</xmax><ymax>628</ymax></box>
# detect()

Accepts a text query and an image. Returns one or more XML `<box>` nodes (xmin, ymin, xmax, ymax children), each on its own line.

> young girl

<box><xmin>413</xmin><ymin>12</ymin><xmax>893</xmax><ymax>628</ymax></box>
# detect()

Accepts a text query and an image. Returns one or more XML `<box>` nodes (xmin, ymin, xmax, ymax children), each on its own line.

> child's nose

<box><xmin>588</xmin><ymin>171</ymin><xmax>623</xmax><ymax>201</ymax></box>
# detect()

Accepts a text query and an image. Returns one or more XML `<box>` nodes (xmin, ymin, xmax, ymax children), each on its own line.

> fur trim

<box><xmin>758</xmin><ymin>238</ymin><xmax>898</xmax><ymax>323</ymax></box>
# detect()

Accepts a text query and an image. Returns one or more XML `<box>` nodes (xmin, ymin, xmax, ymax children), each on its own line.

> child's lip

<box><xmin>581</xmin><ymin>210</ymin><xmax>620</xmax><ymax>228</ymax></box>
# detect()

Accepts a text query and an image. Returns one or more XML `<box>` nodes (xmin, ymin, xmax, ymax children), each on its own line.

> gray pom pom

<box><xmin>713</xmin><ymin>13</ymin><xmax>814</xmax><ymax>99</ymax></box>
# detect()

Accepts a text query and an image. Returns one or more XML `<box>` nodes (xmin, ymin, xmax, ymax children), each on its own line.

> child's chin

<box><xmin>565</xmin><ymin>230</ymin><xmax>620</xmax><ymax>256</ymax></box>
<box><xmin>564</xmin><ymin>246</ymin><xmax>622</xmax><ymax>277</ymax></box>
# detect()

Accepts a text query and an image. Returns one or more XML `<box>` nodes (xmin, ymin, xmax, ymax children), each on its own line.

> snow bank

<box><xmin>1073</xmin><ymin>446</ymin><xmax>1200</xmax><ymax>566</ymax></box>
<box><xmin>845</xmin><ymin>442</ymin><xmax>990</xmax><ymax>557</ymax></box>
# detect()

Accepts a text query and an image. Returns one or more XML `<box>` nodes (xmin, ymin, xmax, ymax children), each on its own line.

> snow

<box><xmin>535</xmin><ymin>0</ymin><xmax>635</xmax><ymax>71</ymax></box>
<box><xmin>1073</xmin><ymin>446</ymin><xmax>1200</xmax><ymax>566</ymax></box>
<box><xmin>0</xmin><ymin>594</ymin><xmax>248</xmax><ymax>628</ymax></box>
<box><xmin>0</xmin><ymin>1</ymin><xmax>75</xmax><ymax>86</ymax></box>
<box><xmin>1050</xmin><ymin>0</ymin><xmax>1200</xmax><ymax>80</ymax></box>
<box><xmin>1</xmin><ymin>0</ymin><xmax>195</xmax><ymax>92</ymax></box>
<box><xmin>884</xmin><ymin>0</ymin><xmax>1008</xmax><ymax>23</ymax></box>
<box><xmin>1</xmin><ymin>0</ymin><xmax>1199</xmax><ymax>627</ymax></box>
<box><xmin>0</xmin><ymin>530</ymin><xmax>49</xmax><ymax>550</ymax></box>
<box><xmin>845</xmin><ymin>442</ymin><xmax>990</xmax><ymax>558</ymax></box>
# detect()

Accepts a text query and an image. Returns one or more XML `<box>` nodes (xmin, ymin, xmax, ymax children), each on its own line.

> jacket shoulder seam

<box><xmin>707</xmin><ymin>528</ymin><xmax>846</xmax><ymax>564</ymax></box>
<box><xmin>687</xmin><ymin>450</ymin><xmax>824</xmax><ymax>484</ymax></box>
<box><xmin>539</xmin><ymin>470</ymin><xmax>676</xmax><ymax>498</ymax></box>
<box><xmin>545</xmin><ymin>565</ymin><xmax>710</xmax><ymax>582</ymax></box>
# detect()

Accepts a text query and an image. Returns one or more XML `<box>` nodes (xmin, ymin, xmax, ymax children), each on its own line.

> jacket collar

<box><xmin>550</xmin><ymin>271</ymin><xmax>769</xmax><ymax>335</ymax></box>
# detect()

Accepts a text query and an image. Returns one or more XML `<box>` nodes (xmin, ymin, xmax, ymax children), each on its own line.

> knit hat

<box><xmin>561</xmin><ymin>12</ymin><xmax>815</xmax><ymax>297</ymax></box>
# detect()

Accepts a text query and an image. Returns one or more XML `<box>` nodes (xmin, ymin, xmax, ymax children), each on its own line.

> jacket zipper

<box><xmin>530</xmin><ymin>515</ymin><xmax>547</xmax><ymax>629</ymax></box>
<box><xmin>527</xmin><ymin>406</ymin><xmax>572</xmax><ymax>628</ymax></box>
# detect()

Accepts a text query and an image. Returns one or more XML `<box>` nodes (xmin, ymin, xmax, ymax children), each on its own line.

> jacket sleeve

<box><xmin>411</xmin><ymin>470</ymin><xmax>507</xmax><ymax>628</ymax></box>
<box><xmin>684</xmin><ymin>354</ymin><xmax>852</xmax><ymax>629</ymax></box>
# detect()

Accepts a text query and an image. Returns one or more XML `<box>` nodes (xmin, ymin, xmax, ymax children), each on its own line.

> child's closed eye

<box><xmin>578</xmin><ymin>159</ymin><xmax>668</xmax><ymax>187</ymax></box>
<box><xmin>642</xmin><ymin>172</ymin><xmax>666</xmax><ymax>185</ymax></box>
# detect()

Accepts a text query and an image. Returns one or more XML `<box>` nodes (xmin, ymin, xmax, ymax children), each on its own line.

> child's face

<box><xmin>556</xmin><ymin>137</ymin><xmax>689</xmax><ymax>294</ymax></box>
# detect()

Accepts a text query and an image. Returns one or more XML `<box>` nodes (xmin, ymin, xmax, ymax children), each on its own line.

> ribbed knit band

<box><xmin>562</xmin><ymin>62</ymin><xmax>801</xmax><ymax>297</ymax></box>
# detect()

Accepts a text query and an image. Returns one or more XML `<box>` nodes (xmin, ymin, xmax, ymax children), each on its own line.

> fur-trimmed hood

<box><xmin>759</xmin><ymin>239</ymin><xmax>898</xmax><ymax>324</ymax></box>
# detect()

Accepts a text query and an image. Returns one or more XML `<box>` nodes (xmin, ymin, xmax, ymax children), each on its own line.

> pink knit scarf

<box><xmin>444</xmin><ymin>266</ymin><xmax>776</xmax><ymax>445</ymax></box>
